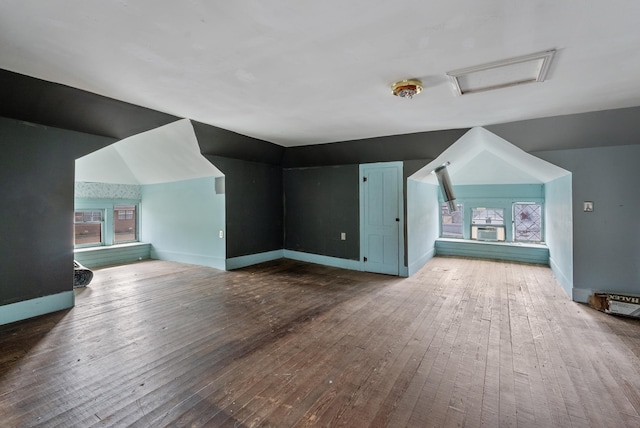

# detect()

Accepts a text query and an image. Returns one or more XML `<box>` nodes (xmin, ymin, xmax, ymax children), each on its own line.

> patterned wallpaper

<box><xmin>75</xmin><ymin>182</ymin><xmax>141</xmax><ymax>199</ymax></box>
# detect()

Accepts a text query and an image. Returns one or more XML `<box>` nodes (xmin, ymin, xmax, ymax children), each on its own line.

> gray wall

<box><xmin>0</xmin><ymin>69</ymin><xmax>180</xmax><ymax>140</ymax></box>
<box><xmin>0</xmin><ymin>117</ymin><xmax>114</xmax><ymax>306</ymax></box>
<box><xmin>535</xmin><ymin>145</ymin><xmax>640</xmax><ymax>300</ymax></box>
<box><xmin>206</xmin><ymin>156</ymin><xmax>283</xmax><ymax>258</ymax></box>
<box><xmin>283</xmin><ymin>160</ymin><xmax>430</xmax><ymax>266</ymax></box>
<box><xmin>284</xmin><ymin>165</ymin><xmax>359</xmax><ymax>260</ymax></box>
<box><xmin>193</xmin><ymin>120</ymin><xmax>284</xmax><ymax>165</ymax></box>
<box><xmin>283</xmin><ymin>129</ymin><xmax>468</xmax><ymax>168</ymax></box>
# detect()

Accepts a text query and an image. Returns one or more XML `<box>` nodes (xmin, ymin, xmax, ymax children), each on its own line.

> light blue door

<box><xmin>361</xmin><ymin>163</ymin><xmax>402</xmax><ymax>275</ymax></box>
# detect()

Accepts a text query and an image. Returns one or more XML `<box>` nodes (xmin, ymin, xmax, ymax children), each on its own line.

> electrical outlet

<box><xmin>219</xmin><ymin>230</ymin><xmax>224</xmax><ymax>239</ymax></box>
<box><xmin>341</xmin><ymin>232</ymin><xmax>346</xmax><ymax>240</ymax></box>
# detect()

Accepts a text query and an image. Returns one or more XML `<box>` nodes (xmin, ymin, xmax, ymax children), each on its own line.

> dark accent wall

<box><xmin>0</xmin><ymin>117</ymin><xmax>115</xmax><ymax>306</ymax></box>
<box><xmin>284</xmin><ymin>165</ymin><xmax>360</xmax><ymax>260</ymax></box>
<box><xmin>283</xmin><ymin>160</ymin><xmax>430</xmax><ymax>266</ymax></box>
<box><xmin>0</xmin><ymin>69</ymin><xmax>181</xmax><ymax>140</ymax></box>
<box><xmin>206</xmin><ymin>156</ymin><xmax>283</xmax><ymax>258</ymax></box>
<box><xmin>486</xmin><ymin>106</ymin><xmax>640</xmax><ymax>152</ymax></box>
<box><xmin>4</xmin><ymin>66</ymin><xmax>640</xmax><ymax>315</ymax></box>
<box><xmin>282</xmin><ymin>128</ymin><xmax>468</xmax><ymax>168</ymax></box>
<box><xmin>193</xmin><ymin>121</ymin><xmax>284</xmax><ymax>165</ymax></box>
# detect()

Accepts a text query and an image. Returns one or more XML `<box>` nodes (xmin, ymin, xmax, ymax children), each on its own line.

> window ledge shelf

<box><xmin>74</xmin><ymin>242</ymin><xmax>150</xmax><ymax>254</ymax></box>
<box><xmin>73</xmin><ymin>242</ymin><xmax>151</xmax><ymax>269</ymax></box>
<box><xmin>435</xmin><ymin>238</ymin><xmax>549</xmax><ymax>265</ymax></box>
<box><xmin>436</xmin><ymin>238</ymin><xmax>547</xmax><ymax>248</ymax></box>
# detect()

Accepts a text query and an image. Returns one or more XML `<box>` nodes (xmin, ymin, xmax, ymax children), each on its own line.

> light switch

<box><xmin>341</xmin><ymin>232</ymin><xmax>346</xmax><ymax>240</ymax></box>
<box><xmin>219</xmin><ymin>230</ymin><xmax>224</xmax><ymax>238</ymax></box>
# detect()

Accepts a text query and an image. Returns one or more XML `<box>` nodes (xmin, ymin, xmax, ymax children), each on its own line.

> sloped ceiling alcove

<box><xmin>75</xmin><ymin>119</ymin><xmax>223</xmax><ymax>184</ymax></box>
<box><xmin>411</xmin><ymin>127</ymin><xmax>570</xmax><ymax>185</ymax></box>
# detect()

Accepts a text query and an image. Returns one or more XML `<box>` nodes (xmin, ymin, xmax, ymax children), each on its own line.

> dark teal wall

<box><xmin>0</xmin><ymin>117</ymin><xmax>115</xmax><ymax>306</ymax></box>
<box><xmin>284</xmin><ymin>160</ymin><xmax>430</xmax><ymax>265</ymax></box>
<box><xmin>193</xmin><ymin>120</ymin><xmax>284</xmax><ymax>165</ymax></box>
<box><xmin>206</xmin><ymin>156</ymin><xmax>284</xmax><ymax>258</ymax></box>
<box><xmin>0</xmin><ymin>69</ymin><xmax>180</xmax><ymax>140</ymax></box>
<box><xmin>283</xmin><ymin>129</ymin><xmax>468</xmax><ymax>168</ymax></box>
<box><xmin>284</xmin><ymin>165</ymin><xmax>359</xmax><ymax>260</ymax></box>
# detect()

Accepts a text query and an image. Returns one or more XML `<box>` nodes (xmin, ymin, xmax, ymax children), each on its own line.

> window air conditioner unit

<box><xmin>472</xmin><ymin>226</ymin><xmax>505</xmax><ymax>242</ymax></box>
<box><xmin>477</xmin><ymin>227</ymin><xmax>498</xmax><ymax>241</ymax></box>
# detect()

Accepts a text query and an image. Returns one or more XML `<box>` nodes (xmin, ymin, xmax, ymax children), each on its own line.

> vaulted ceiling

<box><xmin>412</xmin><ymin>127</ymin><xmax>569</xmax><ymax>185</ymax></box>
<box><xmin>76</xmin><ymin>119</ymin><xmax>223</xmax><ymax>185</ymax></box>
<box><xmin>1</xmin><ymin>1</ymin><xmax>639</xmax><ymax>147</ymax></box>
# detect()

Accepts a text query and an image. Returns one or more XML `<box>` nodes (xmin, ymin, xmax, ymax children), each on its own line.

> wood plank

<box><xmin>1</xmin><ymin>257</ymin><xmax>639</xmax><ymax>427</ymax></box>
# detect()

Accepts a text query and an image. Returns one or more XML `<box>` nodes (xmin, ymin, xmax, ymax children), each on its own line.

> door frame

<box><xmin>359</xmin><ymin>161</ymin><xmax>406</xmax><ymax>276</ymax></box>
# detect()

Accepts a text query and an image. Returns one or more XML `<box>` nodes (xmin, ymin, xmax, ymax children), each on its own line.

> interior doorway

<box><xmin>360</xmin><ymin>162</ymin><xmax>404</xmax><ymax>275</ymax></box>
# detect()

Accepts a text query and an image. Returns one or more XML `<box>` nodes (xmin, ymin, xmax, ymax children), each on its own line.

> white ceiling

<box><xmin>2</xmin><ymin>1</ymin><xmax>640</xmax><ymax>147</ymax></box>
<box><xmin>412</xmin><ymin>127</ymin><xmax>569</xmax><ymax>185</ymax></box>
<box><xmin>76</xmin><ymin>119</ymin><xmax>223</xmax><ymax>184</ymax></box>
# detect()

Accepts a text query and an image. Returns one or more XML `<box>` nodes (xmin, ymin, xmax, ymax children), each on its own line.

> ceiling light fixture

<box><xmin>391</xmin><ymin>79</ymin><xmax>423</xmax><ymax>99</ymax></box>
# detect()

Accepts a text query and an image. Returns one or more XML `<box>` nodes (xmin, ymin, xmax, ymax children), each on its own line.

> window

<box><xmin>117</xmin><ymin>210</ymin><xmax>133</xmax><ymax>220</ymax></box>
<box><xmin>471</xmin><ymin>207</ymin><xmax>506</xmax><ymax>241</ymax></box>
<box><xmin>471</xmin><ymin>207</ymin><xmax>504</xmax><ymax>225</ymax></box>
<box><xmin>514</xmin><ymin>203</ymin><xmax>543</xmax><ymax>242</ymax></box>
<box><xmin>441</xmin><ymin>203</ymin><xmax>463</xmax><ymax>238</ymax></box>
<box><xmin>74</xmin><ymin>210</ymin><xmax>103</xmax><ymax>246</ymax></box>
<box><xmin>114</xmin><ymin>205</ymin><xmax>137</xmax><ymax>243</ymax></box>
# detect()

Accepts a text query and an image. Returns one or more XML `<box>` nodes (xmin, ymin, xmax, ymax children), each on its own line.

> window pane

<box><xmin>114</xmin><ymin>205</ymin><xmax>136</xmax><ymax>243</ymax></box>
<box><xmin>514</xmin><ymin>203</ymin><xmax>542</xmax><ymax>242</ymax></box>
<box><xmin>74</xmin><ymin>210</ymin><xmax>102</xmax><ymax>246</ymax></box>
<box><xmin>471</xmin><ymin>208</ymin><xmax>504</xmax><ymax>225</ymax></box>
<box><xmin>441</xmin><ymin>203</ymin><xmax>463</xmax><ymax>237</ymax></box>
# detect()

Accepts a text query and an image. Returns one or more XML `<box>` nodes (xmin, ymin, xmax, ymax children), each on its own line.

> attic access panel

<box><xmin>447</xmin><ymin>50</ymin><xmax>556</xmax><ymax>95</ymax></box>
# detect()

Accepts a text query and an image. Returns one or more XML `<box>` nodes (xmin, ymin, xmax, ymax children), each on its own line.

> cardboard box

<box><xmin>589</xmin><ymin>292</ymin><xmax>640</xmax><ymax>319</ymax></box>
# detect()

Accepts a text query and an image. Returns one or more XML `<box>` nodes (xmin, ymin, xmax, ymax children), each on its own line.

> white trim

<box><xmin>74</xmin><ymin>241</ymin><xmax>150</xmax><ymax>253</ymax></box>
<box><xmin>0</xmin><ymin>291</ymin><xmax>74</xmax><ymax>326</ymax></box>
<box><xmin>447</xmin><ymin>50</ymin><xmax>556</xmax><ymax>95</ymax></box>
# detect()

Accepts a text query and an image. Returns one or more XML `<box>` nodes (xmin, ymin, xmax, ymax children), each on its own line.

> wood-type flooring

<box><xmin>1</xmin><ymin>257</ymin><xmax>640</xmax><ymax>427</ymax></box>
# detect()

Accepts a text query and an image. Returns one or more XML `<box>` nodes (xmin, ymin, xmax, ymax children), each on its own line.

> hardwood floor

<box><xmin>1</xmin><ymin>257</ymin><xmax>640</xmax><ymax>427</ymax></box>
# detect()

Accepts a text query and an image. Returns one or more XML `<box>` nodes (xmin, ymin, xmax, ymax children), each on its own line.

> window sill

<box><xmin>74</xmin><ymin>242</ymin><xmax>150</xmax><ymax>253</ymax></box>
<box><xmin>436</xmin><ymin>238</ymin><xmax>547</xmax><ymax>248</ymax></box>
